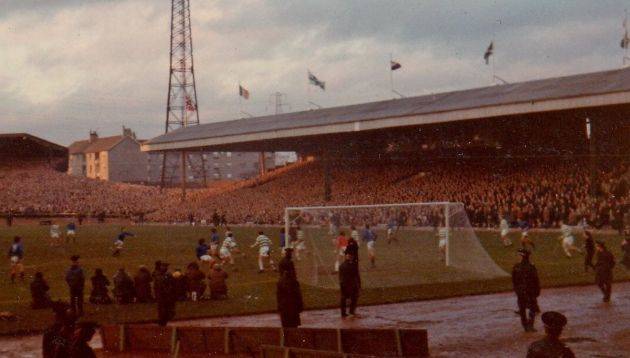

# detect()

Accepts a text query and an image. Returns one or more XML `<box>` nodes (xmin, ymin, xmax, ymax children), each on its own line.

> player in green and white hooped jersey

<box><xmin>250</xmin><ymin>231</ymin><xmax>276</xmax><ymax>273</ymax></box>
<box><xmin>500</xmin><ymin>216</ymin><xmax>513</xmax><ymax>247</ymax></box>
<box><xmin>559</xmin><ymin>219</ymin><xmax>582</xmax><ymax>257</ymax></box>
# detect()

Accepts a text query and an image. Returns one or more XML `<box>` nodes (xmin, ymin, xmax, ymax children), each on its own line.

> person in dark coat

<box><xmin>172</xmin><ymin>269</ymin><xmax>188</xmax><ymax>301</ymax></box>
<box><xmin>345</xmin><ymin>237</ymin><xmax>359</xmax><ymax>265</ymax></box>
<box><xmin>209</xmin><ymin>264</ymin><xmax>229</xmax><ymax>299</ymax></box>
<box><xmin>583</xmin><ymin>230</ymin><xmax>595</xmax><ymax>272</ymax></box>
<box><xmin>89</xmin><ymin>268</ymin><xmax>112</xmax><ymax>304</ymax></box>
<box><xmin>31</xmin><ymin>272</ymin><xmax>51</xmax><ymax>309</ymax></box>
<box><xmin>185</xmin><ymin>262</ymin><xmax>206</xmax><ymax>300</ymax></box>
<box><xmin>512</xmin><ymin>249</ymin><xmax>540</xmax><ymax>332</ymax></box>
<box><xmin>65</xmin><ymin>255</ymin><xmax>85</xmax><ymax>316</ymax></box>
<box><xmin>69</xmin><ymin>321</ymin><xmax>98</xmax><ymax>358</ymax></box>
<box><xmin>113</xmin><ymin>268</ymin><xmax>135</xmax><ymax>304</ymax></box>
<box><xmin>526</xmin><ymin>311</ymin><xmax>575</xmax><ymax>358</ymax></box>
<box><xmin>42</xmin><ymin>301</ymin><xmax>76</xmax><ymax>358</ymax></box>
<box><xmin>134</xmin><ymin>265</ymin><xmax>154</xmax><ymax>303</ymax></box>
<box><xmin>154</xmin><ymin>262</ymin><xmax>176</xmax><ymax>326</ymax></box>
<box><xmin>278</xmin><ymin>248</ymin><xmax>296</xmax><ymax>279</ymax></box>
<box><xmin>152</xmin><ymin>260</ymin><xmax>163</xmax><ymax>299</ymax></box>
<box><xmin>594</xmin><ymin>241</ymin><xmax>615</xmax><ymax>302</ymax></box>
<box><xmin>339</xmin><ymin>253</ymin><xmax>361</xmax><ymax>317</ymax></box>
<box><xmin>276</xmin><ymin>270</ymin><xmax>304</xmax><ymax>327</ymax></box>
<box><xmin>621</xmin><ymin>235</ymin><xmax>630</xmax><ymax>270</ymax></box>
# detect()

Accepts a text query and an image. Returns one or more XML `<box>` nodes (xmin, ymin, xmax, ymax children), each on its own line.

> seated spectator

<box><xmin>30</xmin><ymin>272</ymin><xmax>51</xmax><ymax>309</ymax></box>
<box><xmin>209</xmin><ymin>264</ymin><xmax>228</xmax><ymax>300</ymax></box>
<box><xmin>185</xmin><ymin>262</ymin><xmax>206</xmax><ymax>301</ymax></box>
<box><xmin>89</xmin><ymin>268</ymin><xmax>113</xmax><ymax>305</ymax></box>
<box><xmin>172</xmin><ymin>269</ymin><xmax>188</xmax><ymax>301</ymax></box>
<box><xmin>112</xmin><ymin>268</ymin><xmax>135</xmax><ymax>304</ymax></box>
<box><xmin>134</xmin><ymin>265</ymin><xmax>153</xmax><ymax>303</ymax></box>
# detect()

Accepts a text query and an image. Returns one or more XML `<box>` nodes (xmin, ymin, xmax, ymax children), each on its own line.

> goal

<box><xmin>284</xmin><ymin>202</ymin><xmax>508</xmax><ymax>288</ymax></box>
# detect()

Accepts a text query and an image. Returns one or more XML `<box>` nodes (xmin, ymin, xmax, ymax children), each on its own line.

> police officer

<box><xmin>526</xmin><ymin>311</ymin><xmax>575</xmax><ymax>357</ymax></box>
<box><xmin>594</xmin><ymin>241</ymin><xmax>615</xmax><ymax>302</ymax></box>
<box><xmin>154</xmin><ymin>262</ymin><xmax>176</xmax><ymax>326</ymax></box>
<box><xmin>339</xmin><ymin>252</ymin><xmax>361</xmax><ymax>318</ymax></box>
<box><xmin>583</xmin><ymin>230</ymin><xmax>595</xmax><ymax>272</ymax></box>
<box><xmin>512</xmin><ymin>249</ymin><xmax>540</xmax><ymax>332</ymax></box>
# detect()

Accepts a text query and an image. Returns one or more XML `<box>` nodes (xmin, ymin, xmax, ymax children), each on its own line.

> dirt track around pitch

<box><xmin>2</xmin><ymin>282</ymin><xmax>629</xmax><ymax>357</ymax></box>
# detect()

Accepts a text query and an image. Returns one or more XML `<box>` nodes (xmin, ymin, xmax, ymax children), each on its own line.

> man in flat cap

<box><xmin>512</xmin><ymin>249</ymin><xmax>540</xmax><ymax>332</ymax></box>
<box><xmin>526</xmin><ymin>311</ymin><xmax>575</xmax><ymax>357</ymax></box>
<box><xmin>594</xmin><ymin>241</ymin><xmax>615</xmax><ymax>302</ymax></box>
<box><xmin>65</xmin><ymin>255</ymin><xmax>85</xmax><ymax>316</ymax></box>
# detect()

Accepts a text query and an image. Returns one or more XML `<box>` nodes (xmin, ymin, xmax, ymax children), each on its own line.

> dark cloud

<box><xmin>1</xmin><ymin>0</ymin><xmax>629</xmax><ymax>145</ymax></box>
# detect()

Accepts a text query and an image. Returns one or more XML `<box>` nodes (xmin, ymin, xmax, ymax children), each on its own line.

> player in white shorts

<box><xmin>559</xmin><ymin>220</ymin><xmax>582</xmax><ymax>257</ymax></box>
<box><xmin>386</xmin><ymin>217</ymin><xmax>398</xmax><ymax>244</ymax></box>
<box><xmin>350</xmin><ymin>226</ymin><xmax>360</xmax><ymax>247</ymax></box>
<box><xmin>250</xmin><ymin>231</ymin><xmax>276</xmax><ymax>272</ymax></box>
<box><xmin>499</xmin><ymin>217</ymin><xmax>512</xmax><ymax>247</ymax></box>
<box><xmin>361</xmin><ymin>224</ymin><xmax>377</xmax><ymax>267</ymax></box>
<box><xmin>438</xmin><ymin>226</ymin><xmax>448</xmax><ymax>262</ymax></box>
<box><xmin>50</xmin><ymin>223</ymin><xmax>61</xmax><ymax>246</ymax></box>
<box><xmin>293</xmin><ymin>226</ymin><xmax>306</xmax><ymax>261</ymax></box>
<box><xmin>219</xmin><ymin>232</ymin><xmax>238</xmax><ymax>266</ymax></box>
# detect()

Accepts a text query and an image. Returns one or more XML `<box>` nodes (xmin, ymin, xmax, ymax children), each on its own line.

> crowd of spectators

<box><xmin>2</xmin><ymin>158</ymin><xmax>628</xmax><ymax>229</ymax></box>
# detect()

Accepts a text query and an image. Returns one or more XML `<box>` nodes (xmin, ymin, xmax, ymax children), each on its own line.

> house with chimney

<box><xmin>67</xmin><ymin>127</ymin><xmax>147</xmax><ymax>183</ymax></box>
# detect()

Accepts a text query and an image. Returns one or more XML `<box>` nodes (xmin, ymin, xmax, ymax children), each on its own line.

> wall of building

<box><xmin>146</xmin><ymin>151</ymin><xmax>277</xmax><ymax>184</ymax></box>
<box><xmin>67</xmin><ymin>154</ymin><xmax>86</xmax><ymax>176</ymax></box>
<box><xmin>85</xmin><ymin>151</ymin><xmax>108</xmax><ymax>180</ymax></box>
<box><xmin>107</xmin><ymin>138</ymin><xmax>148</xmax><ymax>183</ymax></box>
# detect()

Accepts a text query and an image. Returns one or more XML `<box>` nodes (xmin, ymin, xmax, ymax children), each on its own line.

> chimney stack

<box><xmin>89</xmin><ymin>131</ymin><xmax>98</xmax><ymax>143</ymax></box>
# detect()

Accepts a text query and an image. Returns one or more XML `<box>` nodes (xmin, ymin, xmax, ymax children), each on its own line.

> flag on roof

<box><xmin>484</xmin><ymin>41</ymin><xmax>494</xmax><ymax>65</ymax></box>
<box><xmin>390</xmin><ymin>60</ymin><xmax>402</xmax><ymax>71</ymax></box>
<box><xmin>308</xmin><ymin>71</ymin><xmax>326</xmax><ymax>90</ymax></box>
<box><xmin>239</xmin><ymin>85</ymin><xmax>250</xmax><ymax>99</ymax></box>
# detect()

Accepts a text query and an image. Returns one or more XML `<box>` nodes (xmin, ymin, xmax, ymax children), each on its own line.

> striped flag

<box><xmin>308</xmin><ymin>71</ymin><xmax>326</xmax><ymax>90</ymax></box>
<box><xmin>390</xmin><ymin>60</ymin><xmax>402</xmax><ymax>71</ymax></box>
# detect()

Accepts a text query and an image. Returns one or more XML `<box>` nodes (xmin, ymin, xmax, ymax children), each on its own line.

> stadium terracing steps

<box><xmin>96</xmin><ymin>323</ymin><xmax>429</xmax><ymax>357</ymax></box>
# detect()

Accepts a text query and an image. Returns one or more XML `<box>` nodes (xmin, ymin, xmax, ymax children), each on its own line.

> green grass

<box><xmin>0</xmin><ymin>223</ymin><xmax>627</xmax><ymax>336</ymax></box>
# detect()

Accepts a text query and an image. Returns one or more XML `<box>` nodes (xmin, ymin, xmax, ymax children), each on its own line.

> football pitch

<box><xmin>0</xmin><ymin>223</ymin><xmax>628</xmax><ymax>335</ymax></box>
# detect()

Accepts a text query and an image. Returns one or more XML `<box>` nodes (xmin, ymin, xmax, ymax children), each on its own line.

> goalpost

<box><xmin>284</xmin><ymin>202</ymin><xmax>508</xmax><ymax>289</ymax></box>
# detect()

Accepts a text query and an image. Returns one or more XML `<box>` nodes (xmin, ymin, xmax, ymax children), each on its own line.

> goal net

<box><xmin>284</xmin><ymin>202</ymin><xmax>508</xmax><ymax>289</ymax></box>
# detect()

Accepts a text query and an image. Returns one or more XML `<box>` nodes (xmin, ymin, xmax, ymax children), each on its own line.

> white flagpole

<box><xmin>306</xmin><ymin>69</ymin><xmax>312</xmax><ymax>110</ymax></box>
<box><xmin>624</xmin><ymin>9</ymin><xmax>629</xmax><ymax>66</ymax></box>
<box><xmin>238</xmin><ymin>81</ymin><xmax>243</xmax><ymax>117</ymax></box>
<box><xmin>389</xmin><ymin>53</ymin><xmax>394</xmax><ymax>94</ymax></box>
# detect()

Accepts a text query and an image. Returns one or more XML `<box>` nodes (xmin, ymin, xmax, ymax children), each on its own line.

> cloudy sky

<box><xmin>1</xmin><ymin>0</ymin><xmax>628</xmax><ymax>145</ymax></box>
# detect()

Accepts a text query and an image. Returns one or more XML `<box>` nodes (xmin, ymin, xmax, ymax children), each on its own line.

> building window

<box><xmin>226</xmin><ymin>152</ymin><xmax>232</xmax><ymax>158</ymax></box>
<box><xmin>213</xmin><ymin>152</ymin><xmax>219</xmax><ymax>158</ymax></box>
<box><xmin>213</xmin><ymin>173</ymin><xmax>219</xmax><ymax>179</ymax></box>
<box><xmin>226</xmin><ymin>162</ymin><xmax>232</xmax><ymax>167</ymax></box>
<box><xmin>226</xmin><ymin>173</ymin><xmax>232</xmax><ymax>179</ymax></box>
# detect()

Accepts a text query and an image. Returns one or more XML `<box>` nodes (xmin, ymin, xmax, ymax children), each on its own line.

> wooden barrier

<box><xmin>100</xmin><ymin>324</ymin><xmax>124</xmax><ymax>352</ymax></box>
<box><xmin>227</xmin><ymin>327</ymin><xmax>283</xmax><ymax>355</ymax></box>
<box><xmin>125</xmin><ymin>325</ymin><xmax>174</xmax><ymax>353</ymax></box>
<box><xmin>283</xmin><ymin>328</ymin><xmax>340</xmax><ymax>352</ymax></box>
<box><xmin>99</xmin><ymin>324</ymin><xmax>429</xmax><ymax>357</ymax></box>
<box><xmin>340</xmin><ymin>328</ymin><xmax>399</xmax><ymax>356</ymax></box>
